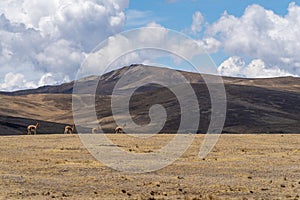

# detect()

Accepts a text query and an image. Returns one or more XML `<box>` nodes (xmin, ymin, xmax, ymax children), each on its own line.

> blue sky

<box><xmin>125</xmin><ymin>0</ymin><xmax>295</xmax><ymax>66</ymax></box>
<box><xmin>126</xmin><ymin>0</ymin><xmax>291</xmax><ymax>28</ymax></box>
<box><xmin>0</xmin><ymin>0</ymin><xmax>299</xmax><ymax>91</ymax></box>
<box><xmin>124</xmin><ymin>0</ymin><xmax>300</xmax><ymax>78</ymax></box>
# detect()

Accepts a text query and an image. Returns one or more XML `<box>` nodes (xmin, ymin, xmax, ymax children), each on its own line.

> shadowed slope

<box><xmin>0</xmin><ymin>64</ymin><xmax>299</xmax><ymax>134</ymax></box>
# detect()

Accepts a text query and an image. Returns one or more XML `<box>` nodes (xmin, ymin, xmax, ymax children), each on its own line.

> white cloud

<box><xmin>0</xmin><ymin>71</ymin><xmax>71</xmax><ymax>91</ymax></box>
<box><xmin>0</xmin><ymin>0</ymin><xmax>129</xmax><ymax>91</ymax></box>
<box><xmin>36</xmin><ymin>39</ymin><xmax>84</xmax><ymax>76</ymax></box>
<box><xmin>195</xmin><ymin>37</ymin><xmax>221</xmax><ymax>53</ymax></box>
<box><xmin>208</xmin><ymin>2</ymin><xmax>300</xmax><ymax>76</ymax></box>
<box><xmin>3</xmin><ymin>1</ymin><xmax>299</xmax><ymax>91</ymax></box>
<box><xmin>38</xmin><ymin>72</ymin><xmax>70</xmax><ymax>87</ymax></box>
<box><xmin>125</xmin><ymin>10</ymin><xmax>157</xmax><ymax>28</ymax></box>
<box><xmin>79</xmin><ymin>22</ymin><xmax>220</xmax><ymax>78</ymax></box>
<box><xmin>190</xmin><ymin>11</ymin><xmax>204</xmax><ymax>34</ymax></box>
<box><xmin>0</xmin><ymin>72</ymin><xmax>37</xmax><ymax>91</ymax></box>
<box><xmin>218</xmin><ymin>56</ymin><xmax>294</xmax><ymax>78</ymax></box>
<box><xmin>217</xmin><ymin>56</ymin><xmax>246</xmax><ymax>77</ymax></box>
<box><xmin>79</xmin><ymin>23</ymin><xmax>168</xmax><ymax>76</ymax></box>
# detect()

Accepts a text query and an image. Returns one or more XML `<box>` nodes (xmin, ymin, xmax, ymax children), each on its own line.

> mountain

<box><xmin>0</xmin><ymin>64</ymin><xmax>299</xmax><ymax>135</ymax></box>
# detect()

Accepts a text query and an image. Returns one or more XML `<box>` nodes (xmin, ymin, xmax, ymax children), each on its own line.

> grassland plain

<box><xmin>0</xmin><ymin>134</ymin><xmax>299</xmax><ymax>199</ymax></box>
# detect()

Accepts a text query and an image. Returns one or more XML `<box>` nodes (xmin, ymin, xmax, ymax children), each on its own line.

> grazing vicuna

<box><xmin>115</xmin><ymin>123</ymin><xmax>126</xmax><ymax>134</ymax></box>
<box><xmin>64</xmin><ymin>124</ymin><xmax>75</xmax><ymax>134</ymax></box>
<box><xmin>27</xmin><ymin>123</ymin><xmax>39</xmax><ymax>135</ymax></box>
<box><xmin>92</xmin><ymin>125</ymin><xmax>100</xmax><ymax>134</ymax></box>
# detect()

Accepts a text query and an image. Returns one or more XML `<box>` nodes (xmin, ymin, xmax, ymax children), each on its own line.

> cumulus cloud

<box><xmin>0</xmin><ymin>71</ymin><xmax>71</xmax><ymax>91</ymax></box>
<box><xmin>208</xmin><ymin>2</ymin><xmax>300</xmax><ymax>76</ymax></box>
<box><xmin>0</xmin><ymin>72</ymin><xmax>37</xmax><ymax>91</ymax></box>
<box><xmin>3</xmin><ymin>1</ymin><xmax>300</xmax><ymax>91</ymax></box>
<box><xmin>218</xmin><ymin>56</ymin><xmax>294</xmax><ymax>78</ymax></box>
<box><xmin>0</xmin><ymin>0</ymin><xmax>128</xmax><ymax>91</ymax></box>
<box><xmin>78</xmin><ymin>21</ymin><xmax>222</xmax><ymax>78</ymax></box>
<box><xmin>125</xmin><ymin>10</ymin><xmax>158</xmax><ymax>28</ymax></box>
<box><xmin>79</xmin><ymin>22</ymin><xmax>168</xmax><ymax>76</ymax></box>
<box><xmin>190</xmin><ymin>11</ymin><xmax>204</xmax><ymax>34</ymax></box>
<box><xmin>194</xmin><ymin>37</ymin><xmax>221</xmax><ymax>53</ymax></box>
<box><xmin>38</xmin><ymin>73</ymin><xmax>70</xmax><ymax>87</ymax></box>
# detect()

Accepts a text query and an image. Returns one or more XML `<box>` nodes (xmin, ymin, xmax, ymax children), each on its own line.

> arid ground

<box><xmin>0</xmin><ymin>134</ymin><xmax>299</xmax><ymax>199</ymax></box>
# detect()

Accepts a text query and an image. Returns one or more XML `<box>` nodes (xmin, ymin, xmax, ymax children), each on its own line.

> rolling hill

<box><xmin>0</xmin><ymin>64</ymin><xmax>299</xmax><ymax>135</ymax></box>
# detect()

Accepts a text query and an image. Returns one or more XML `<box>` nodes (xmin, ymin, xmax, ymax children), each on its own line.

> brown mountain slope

<box><xmin>1</xmin><ymin>64</ymin><xmax>299</xmax><ymax>95</ymax></box>
<box><xmin>0</xmin><ymin>64</ymin><xmax>299</xmax><ymax>135</ymax></box>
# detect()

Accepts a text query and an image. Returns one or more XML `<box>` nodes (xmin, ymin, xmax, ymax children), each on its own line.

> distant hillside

<box><xmin>0</xmin><ymin>64</ymin><xmax>299</xmax><ymax>135</ymax></box>
<box><xmin>0</xmin><ymin>81</ymin><xmax>75</xmax><ymax>96</ymax></box>
<box><xmin>1</xmin><ymin>64</ymin><xmax>299</xmax><ymax>96</ymax></box>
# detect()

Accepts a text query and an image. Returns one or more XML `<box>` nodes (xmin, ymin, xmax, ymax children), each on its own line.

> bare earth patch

<box><xmin>0</xmin><ymin>134</ymin><xmax>299</xmax><ymax>199</ymax></box>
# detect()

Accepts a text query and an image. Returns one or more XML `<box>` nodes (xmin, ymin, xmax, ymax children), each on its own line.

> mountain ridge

<box><xmin>0</xmin><ymin>64</ymin><xmax>299</xmax><ymax>135</ymax></box>
<box><xmin>1</xmin><ymin>64</ymin><xmax>299</xmax><ymax>95</ymax></box>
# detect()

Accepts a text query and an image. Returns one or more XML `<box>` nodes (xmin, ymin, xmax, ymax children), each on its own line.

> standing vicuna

<box><xmin>64</xmin><ymin>124</ymin><xmax>75</xmax><ymax>134</ymax></box>
<box><xmin>27</xmin><ymin>123</ymin><xmax>39</xmax><ymax>135</ymax></box>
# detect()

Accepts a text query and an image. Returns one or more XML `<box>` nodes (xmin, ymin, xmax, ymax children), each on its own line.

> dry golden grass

<box><xmin>0</xmin><ymin>134</ymin><xmax>299</xmax><ymax>199</ymax></box>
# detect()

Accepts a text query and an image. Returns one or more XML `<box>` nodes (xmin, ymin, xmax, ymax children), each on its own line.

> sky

<box><xmin>0</xmin><ymin>0</ymin><xmax>299</xmax><ymax>91</ymax></box>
